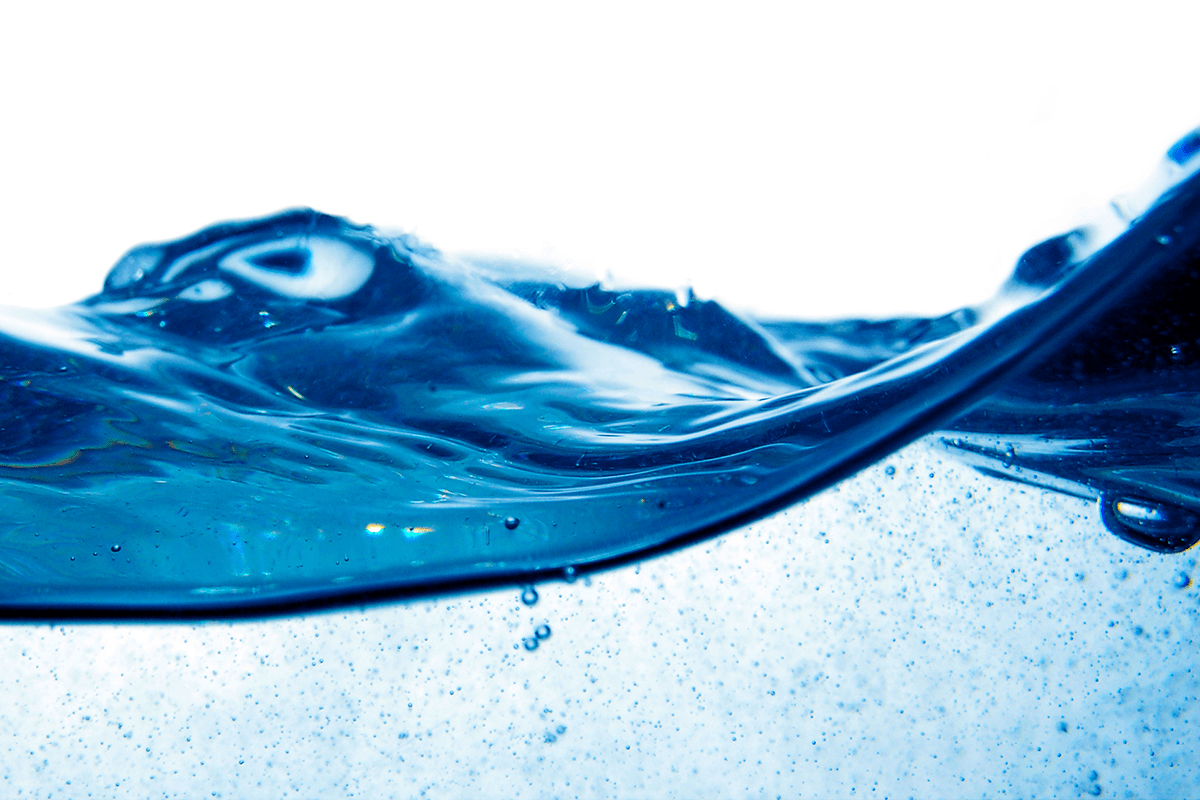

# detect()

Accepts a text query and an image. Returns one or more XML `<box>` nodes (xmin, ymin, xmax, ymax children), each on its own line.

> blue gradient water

<box><xmin>4</xmin><ymin>131</ymin><xmax>1200</xmax><ymax>615</ymax></box>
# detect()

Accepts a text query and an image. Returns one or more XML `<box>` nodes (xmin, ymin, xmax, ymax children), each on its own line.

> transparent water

<box><xmin>1</xmin><ymin>135</ymin><xmax>1199</xmax><ymax>797</ymax></box>
<box><xmin>3</xmin><ymin>132</ymin><xmax>1200</xmax><ymax>617</ymax></box>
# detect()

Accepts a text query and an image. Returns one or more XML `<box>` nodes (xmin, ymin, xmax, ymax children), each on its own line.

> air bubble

<box><xmin>520</xmin><ymin>586</ymin><xmax>539</xmax><ymax>606</ymax></box>
<box><xmin>110</xmin><ymin>544</ymin><xmax>121</xmax><ymax>553</ymax></box>
<box><xmin>1173</xmin><ymin>571</ymin><xmax>1191</xmax><ymax>589</ymax></box>
<box><xmin>1100</xmin><ymin>495</ymin><xmax>1200</xmax><ymax>554</ymax></box>
<box><xmin>563</xmin><ymin>566</ymin><xmax>577</xmax><ymax>583</ymax></box>
<box><xmin>522</xmin><ymin>637</ymin><xmax>539</xmax><ymax>651</ymax></box>
<box><xmin>884</xmin><ymin>465</ymin><xmax>895</xmax><ymax>476</ymax></box>
<box><xmin>504</xmin><ymin>516</ymin><xmax>520</xmax><ymax>530</ymax></box>
<box><xmin>534</xmin><ymin>624</ymin><xmax>551</xmax><ymax>640</ymax></box>
<box><xmin>1001</xmin><ymin>445</ymin><xmax>1015</xmax><ymax>468</ymax></box>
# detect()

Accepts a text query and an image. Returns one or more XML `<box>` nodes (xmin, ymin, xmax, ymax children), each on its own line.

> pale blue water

<box><xmin>3</xmin><ymin>131</ymin><xmax>1200</xmax><ymax>616</ymax></box>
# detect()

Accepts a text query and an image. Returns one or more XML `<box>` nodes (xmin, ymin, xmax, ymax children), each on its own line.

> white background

<box><xmin>2</xmin><ymin>1</ymin><xmax>1198</xmax><ymax>318</ymax></box>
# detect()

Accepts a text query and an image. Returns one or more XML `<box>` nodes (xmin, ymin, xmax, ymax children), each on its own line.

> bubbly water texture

<box><xmin>4</xmin><ymin>131</ymin><xmax>1200</xmax><ymax>616</ymax></box>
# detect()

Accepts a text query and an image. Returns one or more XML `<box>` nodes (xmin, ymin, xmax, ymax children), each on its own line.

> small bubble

<box><xmin>563</xmin><ymin>566</ymin><xmax>577</xmax><ymax>583</ymax></box>
<box><xmin>1088</xmin><ymin>785</ymin><xmax>1102</xmax><ymax>796</ymax></box>
<box><xmin>69</xmin><ymin>556</ymin><xmax>75</xmax><ymax>562</ymax></box>
<box><xmin>534</xmin><ymin>624</ymin><xmax>551</xmax><ymax>640</ymax></box>
<box><xmin>884</xmin><ymin>465</ymin><xmax>895</xmax><ymax>476</ymax></box>
<box><xmin>1173</xmin><ymin>571</ymin><xmax>1191</xmax><ymax>589</ymax></box>
<box><xmin>556</xmin><ymin>725</ymin><xmax>566</xmax><ymax>734</ymax></box>
<box><xmin>1157</xmin><ymin>234</ymin><xmax>1173</xmax><ymax>245</ymax></box>
<box><xmin>1057</xmin><ymin>721</ymin><xmax>1069</xmax><ymax>733</ymax></box>
<box><xmin>520</xmin><ymin>586</ymin><xmax>539</xmax><ymax>606</ymax></box>
<box><xmin>1088</xmin><ymin>770</ymin><xmax>1099</xmax><ymax>782</ymax></box>
<box><xmin>109</xmin><ymin>544</ymin><xmax>121</xmax><ymax>553</ymax></box>
<box><xmin>522</xmin><ymin>637</ymin><xmax>539</xmax><ymax>651</ymax></box>
<box><xmin>1001</xmin><ymin>444</ymin><xmax>1016</xmax><ymax>468</ymax></box>
<box><xmin>504</xmin><ymin>516</ymin><xmax>520</xmax><ymax>530</ymax></box>
<box><xmin>543</xmin><ymin>733</ymin><xmax>557</xmax><ymax>743</ymax></box>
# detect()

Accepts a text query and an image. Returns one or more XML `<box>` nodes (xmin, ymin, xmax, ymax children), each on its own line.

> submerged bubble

<box><xmin>522</xmin><ymin>637</ymin><xmax>539</xmax><ymax>651</ymax></box>
<box><xmin>503</xmin><ymin>516</ymin><xmax>520</xmax><ymax>530</ymax></box>
<box><xmin>520</xmin><ymin>587</ymin><xmax>539</xmax><ymax>607</ymax></box>
<box><xmin>1097</xmin><ymin>496</ymin><xmax>1200</xmax><ymax>554</ymax></box>
<box><xmin>110</xmin><ymin>544</ymin><xmax>121</xmax><ymax>553</ymax></box>
<box><xmin>534</xmin><ymin>624</ymin><xmax>551</xmax><ymax>640</ymax></box>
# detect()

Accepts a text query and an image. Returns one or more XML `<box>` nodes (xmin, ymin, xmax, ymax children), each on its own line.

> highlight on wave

<box><xmin>3</xmin><ymin>128</ymin><xmax>1200</xmax><ymax>616</ymax></box>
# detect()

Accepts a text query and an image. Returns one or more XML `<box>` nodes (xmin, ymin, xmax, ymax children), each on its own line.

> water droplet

<box><xmin>504</xmin><ymin>516</ymin><xmax>520</xmax><ymax>530</ymax></box>
<box><xmin>520</xmin><ymin>586</ymin><xmax>539</xmax><ymax>606</ymax></box>
<box><xmin>522</xmin><ymin>637</ymin><xmax>539</xmax><ymax>651</ymax></box>
<box><xmin>534</xmin><ymin>624</ymin><xmax>551</xmax><ymax>640</ymax></box>
<box><xmin>110</xmin><ymin>544</ymin><xmax>121</xmax><ymax>553</ymax></box>
<box><xmin>1100</xmin><ymin>494</ymin><xmax>1200</xmax><ymax>553</ymax></box>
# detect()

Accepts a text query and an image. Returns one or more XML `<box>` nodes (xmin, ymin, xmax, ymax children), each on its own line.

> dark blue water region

<box><xmin>2</xmin><ymin>130</ymin><xmax>1200</xmax><ymax>617</ymax></box>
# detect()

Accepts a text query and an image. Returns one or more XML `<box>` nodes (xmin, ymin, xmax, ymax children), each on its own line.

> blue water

<box><xmin>3</xmin><ymin>131</ymin><xmax>1200</xmax><ymax>615</ymax></box>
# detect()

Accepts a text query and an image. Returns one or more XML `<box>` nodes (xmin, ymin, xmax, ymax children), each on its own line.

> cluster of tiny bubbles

<box><xmin>521</xmin><ymin>625</ymin><xmax>552</xmax><ymax>652</ymax></box>
<box><xmin>520</xmin><ymin>586</ymin><xmax>539</xmax><ymax>606</ymax></box>
<box><xmin>503</xmin><ymin>516</ymin><xmax>520</xmax><ymax>530</ymax></box>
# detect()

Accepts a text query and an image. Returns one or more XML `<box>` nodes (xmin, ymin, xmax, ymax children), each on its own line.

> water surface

<box><xmin>4</xmin><ymin>131</ymin><xmax>1200</xmax><ymax>615</ymax></box>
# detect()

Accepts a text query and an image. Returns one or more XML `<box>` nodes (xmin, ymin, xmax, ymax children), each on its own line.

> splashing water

<box><xmin>3</xmin><ymin>131</ymin><xmax>1200</xmax><ymax>616</ymax></box>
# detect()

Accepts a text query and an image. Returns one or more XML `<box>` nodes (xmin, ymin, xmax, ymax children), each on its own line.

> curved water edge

<box><xmin>3</xmin><ymin>131</ymin><xmax>1200</xmax><ymax>616</ymax></box>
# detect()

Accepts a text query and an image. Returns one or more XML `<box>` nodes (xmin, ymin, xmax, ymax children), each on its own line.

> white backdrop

<box><xmin>2</xmin><ymin>1</ymin><xmax>1198</xmax><ymax>318</ymax></box>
